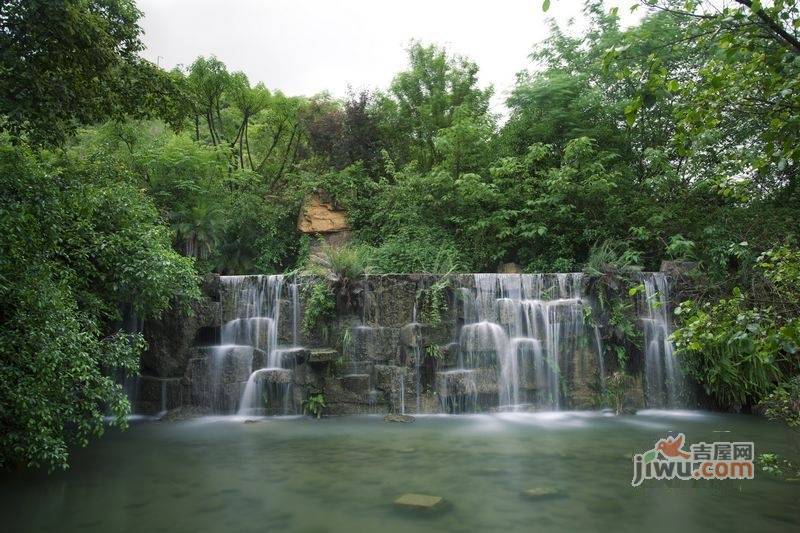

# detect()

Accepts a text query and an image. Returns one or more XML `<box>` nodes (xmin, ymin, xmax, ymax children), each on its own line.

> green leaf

<box><xmin>542</xmin><ymin>0</ymin><xmax>551</xmax><ymax>12</ymax></box>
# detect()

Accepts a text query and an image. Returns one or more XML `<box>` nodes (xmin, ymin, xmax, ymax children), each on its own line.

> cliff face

<box><xmin>134</xmin><ymin>271</ymin><xmax>699</xmax><ymax>416</ymax></box>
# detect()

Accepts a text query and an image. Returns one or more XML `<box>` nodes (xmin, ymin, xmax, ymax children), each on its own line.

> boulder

<box><xmin>498</xmin><ymin>263</ymin><xmax>522</xmax><ymax>274</ymax></box>
<box><xmin>659</xmin><ymin>260</ymin><xmax>698</xmax><ymax>277</ymax></box>
<box><xmin>399</xmin><ymin>323</ymin><xmax>424</xmax><ymax>348</ymax></box>
<box><xmin>437</xmin><ymin>369</ymin><xmax>477</xmax><ymax>397</ymax></box>
<box><xmin>253</xmin><ymin>367</ymin><xmax>293</xmax><ymax>385</ymax></box>
<box><xmin>141</xmin><ymin>296</ymin><xmax>220</xmax><ymax>378</ymax></box>
<box><xmin>136</xmin><ymin>376</ymin><xmax>182</xmax><ymax>413</ymax></box>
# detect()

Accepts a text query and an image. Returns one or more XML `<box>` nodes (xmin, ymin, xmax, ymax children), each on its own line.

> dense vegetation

<box><xmin>1</xmin><ymin>0</ymin><xmax>798</xmax><ymax>469</ymax></box>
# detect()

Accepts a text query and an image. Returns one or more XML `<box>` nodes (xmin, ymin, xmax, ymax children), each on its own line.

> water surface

<box><xmin>1</xmin><ymin>411</ymin><xmax>797</xmax><ymax>532</ymax></box>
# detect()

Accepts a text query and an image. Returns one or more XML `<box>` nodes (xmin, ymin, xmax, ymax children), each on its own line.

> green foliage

<box><xmin>0</xmin><ymin>142</ymin><xmax>198</xmax><ymax>470</ymax></box>
<box><xmin>0</xmin><ymin>0</ymin><xmax>185</xmax><ymax>146</ymax></box>
<box><xmin>302</xmin><ymin>280</ymin><xmax>335</xmax><ymax>335</ymax></box>
<box><xmin>757</xmin><ymin>246</ymin><xmax>800</xmax><ymax>305</ymax></box>
<box><xmin>308</xmin><ymin>244</ymin><xmax>370</xmax><ymax>283</ymax></box>
<box><xmin>665</xmin><ymin>235</ymin><xmax>696</xmax><ymax>260</ymax></box>
<box><xmin>672</xmin><ymin>290</ymin><xmax>787</xmax><ymax>408</ymax></box>
<box><xmin>673</xmin><ymin>244</ymin><xmax>800</xmax><ymax>408</ymax></box>
<box><xmin>368</xmin><ymin>227</ymin><xmax>464</xmax><ymax>274</ymax></box>
<box><xmin>426</xmin><ymin>345</ymin><xmax>445</xmax><ymax>361</ymax></box>
<box><xmin>302</xmin><ymin>393</ymin><xmax>326</xmax><ymax>419</ymax></box>
<box><xmin>419</xmin><ymin>274</ymin><xmax>452</xmax><ymax>327</ymax></box>
<box><xmin>758</xmin><ymin>453</ymin><xmax>800</xmax><ymax>479</ymax></box>
<box><xmin>759</xmin><ymin>376</ymin><xmax>800</xmax><ymax>428</ymax></box>
<box><xmin>583</xmin><ymin>240</ymin><xmax>642</xmax><ymax>279</ymax></box>
<box><xmin>378</xmin><ymin>42</ymin><xmax>494</xmax><ymax>172</ymax></box>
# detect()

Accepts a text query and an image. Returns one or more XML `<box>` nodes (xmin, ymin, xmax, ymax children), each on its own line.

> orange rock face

<box><xmin>297</xmin><ymin>194</ymin><xmax>349</xmax><ymax>234</ymax></box>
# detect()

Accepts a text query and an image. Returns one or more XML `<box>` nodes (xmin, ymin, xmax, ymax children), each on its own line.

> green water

<box><xmin>1</xmin><ymin>411</ymin><xmax>798</xmax><ymax>532</ymax></box>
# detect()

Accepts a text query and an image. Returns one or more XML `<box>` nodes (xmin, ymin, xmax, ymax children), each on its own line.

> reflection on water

<box><xmin>1</xmin><ymin>412</ymin><xmax>798</xmax><ymax>533</ymax></box>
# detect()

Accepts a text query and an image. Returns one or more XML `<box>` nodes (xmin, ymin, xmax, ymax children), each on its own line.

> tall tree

<box><xmin>0</xmin><ymin>0</ymin><xmax>184</xmax><ymax>146</ymax></box>
<box><xmin>378</xmin><ymin>42</ymin><xmax>494</xmax><ymax>171</ymax></box>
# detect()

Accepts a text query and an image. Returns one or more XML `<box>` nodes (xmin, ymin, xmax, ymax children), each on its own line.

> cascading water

<box><xmin>440</xmin><ymin>273</ymin><xmax>599</xmax><ymax>412</ymax></box>
<box><xmin>639</xmin><ymin>272</ymin><xmax>684</xmax><ymax>408</ymax></box>
<box><xmin>200</xmin><ymin>275</ymin><xmax>301</xmax><ymax>415</ymax></box>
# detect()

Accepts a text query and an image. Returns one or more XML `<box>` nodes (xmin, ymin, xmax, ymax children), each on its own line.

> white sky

<box><xmin>137</xmin><ymin>0</ymin><xmax>643</xmax><ymax>113</ymax></box>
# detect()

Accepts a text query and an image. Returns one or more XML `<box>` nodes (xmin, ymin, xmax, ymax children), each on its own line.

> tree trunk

<box><xmin>245</xmin><ymin>121</ymin><xmax>255</xmax><ymax>170</ymax></box>
<box><xmin>257</xmin><ymin>121</ymin><xmax>286</xmax><ymax>173</ymax></box>
<box><xmin>274</xmin><ymin>123</ymin><xmax>298</xmax><ymax>184</ymax></box>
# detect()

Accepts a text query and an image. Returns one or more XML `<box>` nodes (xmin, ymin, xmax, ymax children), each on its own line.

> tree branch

<box><xmin>735</xmin><ymin>0</ymin><xmax>800</xmax><ymax>54</ymax></box>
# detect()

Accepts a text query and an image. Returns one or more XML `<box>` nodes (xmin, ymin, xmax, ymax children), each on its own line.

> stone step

<box><xmin>308</xmin><ymin>348</ymin><xmax>338</xmax><ymax>364</ymax></box>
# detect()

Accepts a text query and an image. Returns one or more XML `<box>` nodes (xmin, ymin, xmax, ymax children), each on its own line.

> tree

<box><xmin>186</xmin><ymin>56</ymin><xmax>231</xmax><ymax>147</ymax></box>
<box><xmin>378</xmin><ymin>42</ymin><xmax>494</xmax><ymax>171</ymax></box>
<box><xmin>0</xmin><ymin>0</ymin><xmax>185</xmax><ymax>146</ymax></box>
<box><xmin>615</xmin><ymin>0</ymin><xmax>800</xmax><ymax>196</ymax></box>
<box><xmin>0</xmin><ymin>142</ymin><xmax>199</xmax><ymax>470</ymax></box>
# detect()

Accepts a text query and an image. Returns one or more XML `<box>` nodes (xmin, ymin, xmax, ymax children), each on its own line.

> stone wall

<box><xmin>133</xmin><ymin>271</ymin><xmax>696</xmax><ymax>416</ymax></box>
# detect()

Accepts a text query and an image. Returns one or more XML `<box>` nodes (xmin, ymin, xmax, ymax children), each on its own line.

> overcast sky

<box><xmin>137</xmin><ymin>0</ymin><xmax>642</xmax><ymax>113</ymax></box>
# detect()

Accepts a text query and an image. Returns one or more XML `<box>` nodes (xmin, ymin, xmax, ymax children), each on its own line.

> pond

<box><xmin>1</xmin><ymin>411</ymin><xmax>798</xmax><ymax>532</ymax></box>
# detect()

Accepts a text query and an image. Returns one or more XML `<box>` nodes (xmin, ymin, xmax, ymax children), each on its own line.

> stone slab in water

<box><xmin>437</xmin><ymin>369</ymin><xmax>477</xmax><ymax>396</ymax></box>
<box><xmin>384</xmin><ymin>414</ymin><xmax>415</xmax><ymax>423</ymax></box>
<box><xmin>521</xmin><ymin>487</ymin><xmax>564</xmax><ymax>500</ymax></box>
<box><xmin>394</xmin><ymin>493</ymin><xmax>443</xmax><ymax>509</ymax></box>
<box><xmin>277</xmin><ymin>347</ymin><xmax>310</xmax><ymax>367</ymax></box>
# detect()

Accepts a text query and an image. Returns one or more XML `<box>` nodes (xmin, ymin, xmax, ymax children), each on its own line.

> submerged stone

<box><xmin>384</xmin><ymin>414</ymin><xmax>415</xmax><ymax>423</ymax></box>
<box><xmin>521</xmin><ymin>487</ymin><xmax>564</xmax><ymax>500</ymax></box>
<box><xmin>394</xmin><ymin>493</ymin><xmax>444</xmax><ymax>510</ymax></box>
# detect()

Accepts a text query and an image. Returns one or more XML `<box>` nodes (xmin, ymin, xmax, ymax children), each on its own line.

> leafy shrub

<box><xmin>604</xmin><ymin>371</ymin><xmax>633</xmax><ymax>415</ymax></box>
<box><xmin>302</xmin><ymin>280</ymin><xmax>335</xmax><ymax>334</ymax></box>
<box><xmin>666</xmin><ymin>234</ymin><xmax>696</xmax><ymax>260</ymax></box>
<box><xmin>419</xmin><ymin>273</ymin><xmax>453</xmax><ymax>327</ymax></box>
<box><xmin>308</xmin><ymin>243</ymin><xmax>370</xmax><ymax>282</ymax></box>
<box><xmin>302</xmin><ymin>393</ymin><xmax>327</xmax><ymax>419</ymax></box>
<box><xmin>583</xmin><ymin>240</ymin><xmax>642</xmax><ymax>278</ymax></box>
<box><xmin>759</xmin><ymin>377</ymin><xmax>800</xmax><ymax>428</ymax></box>
<box><xmin>368</xmin><ymin>226</ymin><xmax>464</xmax><ymax>273</ymax></box>
<box><xmin>672</xmin><ymin>290</ymin><xmax>786</xmax><ymax>408</ymax></box>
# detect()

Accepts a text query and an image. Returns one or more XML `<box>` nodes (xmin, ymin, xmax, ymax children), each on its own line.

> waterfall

<box><xmin>291</xmin><ymin>280</ymin><xmax>300</xmax><ymax>347</ymax></box>
<box><xmin>639</xmin><ymin>273</ymin><xmax>684</xmax><ymax>408</ymax></box>
<box><xmin>444</xmin><ymin>273</ymin><xmax>593</xmax><ymax>411</ymax></box>
<box><xmin>198</xmin><ymin>275</ymin><xmax>300</xmax><ymax>415</ymax></box>
<box><xmin>399</xmin><ymin>372</ymin><xmax>406</xmax><ymax>415</ymax></box>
